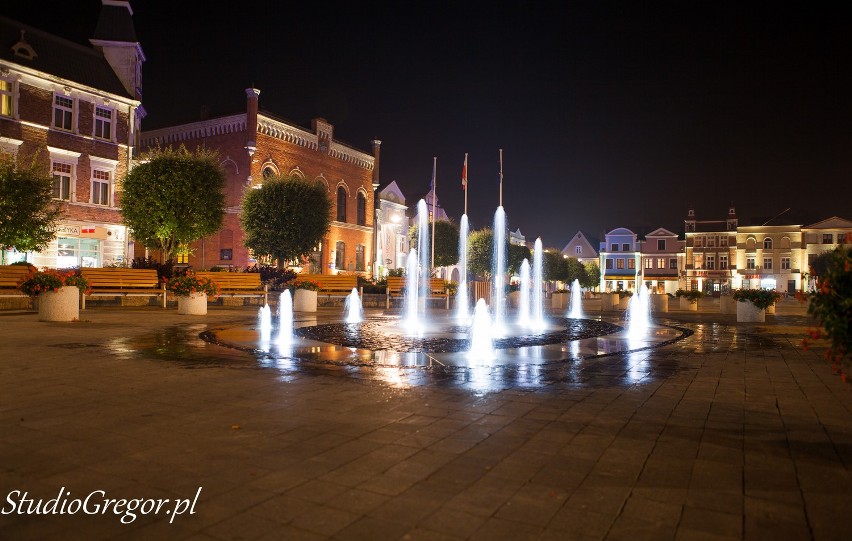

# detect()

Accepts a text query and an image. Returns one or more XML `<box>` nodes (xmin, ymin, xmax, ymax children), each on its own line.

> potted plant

<box><xmin>732</xmin><ymin>288</ymin><xmax>781</xmax><ymax>323</ymax></box>
<box><xmin>675</xmin><ymin>289</ymin><xmax>703</xmax><ymax>311</ymax></box>
<box><xmin>551</xmin><ymin>288</ymin><xmax>569</xmax><ymax>309</ymax></box>
<box><xmin>616</xmin><ymin>289</ymin><xmax>633</xmax><ymax>309</ymax></box>
<box><xmin>165</xmin><ymin>271</ymin><xmax>220</xmax><ymax>315</ymax></box>
<box><xmin>18</xmin><ymin>267</ymin><xmax>89</xmax><ymax>322</ymax></box>
<box><xmin>288</xmin><ymin>278</ymin><xmax>321</xmax><ymax>312</ymax></box>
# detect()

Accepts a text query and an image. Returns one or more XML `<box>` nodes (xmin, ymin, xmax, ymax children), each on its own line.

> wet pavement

<box><xmin>1</xmin><ymin>301</ymin><xmax>852</xmax><ymax>540</ymax></box>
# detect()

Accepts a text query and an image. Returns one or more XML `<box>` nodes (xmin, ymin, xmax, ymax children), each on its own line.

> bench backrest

<box><xmin>196</xmin><ymin>272</ymin><xmax>261</xmax><ymax>289</ymax></box>
<box><xmin>298</xmin><ymin>274</ymin><xmax>358</xmax><ymax>292</ymax></box>
<box><xmin>387</xmin><ymin>276</ymin><xmax>447</xmax><ymax>294</ymax></box>
<box><xmin>0</xmin><ymin>265</ymin><xmax>32</xmax><ymax>289</ymax></box>
<box><xmin>81</xmin><ymin>268</ymin><xmax>160</xmax><ymax>289</ymax></box>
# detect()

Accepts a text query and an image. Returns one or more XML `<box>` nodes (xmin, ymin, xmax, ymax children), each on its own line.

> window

<box><xmin>622</xmin><ymin>243</ymin><xmax>630</xmax><ymax>252</ymax></box>
<box><xmin>262</xmin><ymin>166</ymin><xmax>275</xmax><ymax>179</ymax></box>
<box><xmin>720</xmin><ymin>236</ymin><xmax>728</xmax><ymax>247</ymax></box>
<box><xmin>610</xmin><ymin>244</ymin><xmax>618</xmax><ymax>252</ymax></box>
<box><xmin>781</xmin><ymin>257</ymin><xmax>791</xmax><ymax>270</ymax></box>
<box><xmin>336</xmin><ymin>187</ymin><xmax>347</xmax><ymax>222</ymax></box>
<box><xmin>356</xmin><ymin>192</ymin><xmax>366</xmax><ymax>226</ymax></box>
<box><xmin>176</xmin><ymin>253</ymin><xmax>189</xmax><ymax>264</ymax></box>
<box><xmin>575</xmin><ymin>246</ymin><xmax>582</xmax><ymax>255</ymax></box>
<box><xmin>91</xmin><ymin>169</ymin><xmax>110</xmax><ymax>205</ymax></box>
<box><xmin>53</xmin><ymin>95</ymin><xmax>74</xmax><ymax>131</ymax></box>
<box><xmin>670</xmin><ymin>258</ymin><xmax>677</xmax><ymax>269</ymax></box>
<box><xmin>628</xmin><ymin>259</ymin><xmax>635</xmax><ymax>269</ymax></box>
<box><xmin>763</xmin><ymin>238</ymin><xmax>773</xmax><ymax>249</ymax></box>
<box><xmin>335</xmin><ymin>241</ymin><xmax>345</xmax><ymax>269</ymax></box>
<box><xmin>657</xmin><ymin>239</ymin><xmax>665</xmax><ymax>250</ymax></box>
<box><xmin>763</xmin><ymin>257</ymin><xmax>773</xmax><ymax>270</ymax></box>
<box><xmin>706</xmin><ymin>256</ymin><xmax>715</xmax><ymax>270</ymax></box>
<box><xmin>57</xmin><ymin>237</ymin><xmax>99</xmax><ymax>268</ymax></box>
<box><xmin>823</xmin><ymin>234</ymin><xmax>833</xmax><ymax>244</ymax></box>
<box><xmin>605</xmin><ymin>259</ymin><xmax>613</xmax><ymax>270</ymax></box>
<box><xmin>644</xmin><ymin>258</ymin><xmax>652</xmax><ymax>269</ymax></box>
<box><xmin>707</xmin><ymin>236</ymin><xmax>715</xmax><ymax>247</ymax></box>
<box><xmin>94</xmin><ymin>106</ymin><xmax>113</xmax><ymax>140</ymax></box>
<box><xmin>220</xmin><ymin>249</ymin><xmax>232</xmax><ymax>261</ymax></box>
<box><xmin>616</xmin><ymin>259</ymin><xmax>625</xmax><ymax>269</ymax></box>
<box><xmin>355</xmin><ymin>245</ymin><xmax>365</xmax><ymax>271</ymax></box>
<box><xmin>719</xmin><ymin>255</ymin><xmax>728</xmax><ymax>270</ymax></box>
<box><xmin>694</xmin><ymin>237</ymin><xmax>703</xmax><ymax>247</ymax></box>
<box><xmin>657</xmin><ymin>258</ymin><xmax>665</xmax><ymax>269</ymax></box>
<box><xmin>0</xmin><ymin>78</ymin><xmax>13</xmax><ymax>117</ymax></box>
<box><xmin>52</xmin><ymin>162</ymin><xmax>72</xmax><ymax>200</ymax></box>
<box><xmin>747</xmin><ymin>257</ymin><xmax>756</xmax><ymax>270</ymax></box>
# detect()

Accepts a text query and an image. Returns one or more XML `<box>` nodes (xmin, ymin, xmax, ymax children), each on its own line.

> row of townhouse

<box><xmin>591</xmin><ymin>207</ymin><xmax>851</xmax><ymax>295</ymax></box>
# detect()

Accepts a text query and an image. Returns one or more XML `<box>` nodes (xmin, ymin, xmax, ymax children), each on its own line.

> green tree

<box><xmin>467</xmin><ymin>228</ymin><xmax>494</xmax><ymax>278</ymax></box>
<box><xmin>241</xmin><ymin>174</ymin><xmax>331</xmax><ymax>269</ymax></box>
<box><xmin>408</xmin><ymin>220</ymin><xmax>460</xmax><ymax>268</ymax></box>
<box><xmin>564</xmin><ymin>257</ymin><xmax>587</xmax><ymax>285</ymax></box>
<box><xmin>581</xmin><ymin>261</ymin><xmax>601</xmax><ymax>290</ymax></box>
<box><xmin>0</xmin><ymin>152</ymin><xmax>61</xmax><ymax>262</ymax></box>
<box><xmin>507</xmin><ymin>243</ymin><xmax>531</xmax><ymax>275</ymax></box>
<box><xmin>542</xmin><ymin>250</ymin><xmax>568</xmax><ymax>282</ymax></box>
<box><xmin>121</xmin><ymin>145</ymin><xmax>225</xmax><ymax>262</ymax></box>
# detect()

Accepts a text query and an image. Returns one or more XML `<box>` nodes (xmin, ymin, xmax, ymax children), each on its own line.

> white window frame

<box><xmin>89</xmin><ymin>156</ymin><xmax>118</xmax><ymax>207</ymax></box>
<box><xmin>719</xmin><ymin>254</ymin><xmax>728</xmax><ymax>270</ymax></box>
<box><xmin>763</xmin><ymin>257</ymin><xmax>773</xmax><ymax>270</ymax></box>
<box><xmin>48</xmin><ymin>147</ymin><xmax>81</xmax><ymax>202</ymax></box>
<box><xmin>706</xmin><ymin>255</ymin><xmax>715</xmax><ymax>270</ymax></box>
<box><xmin>747</xmin><ymin>257</ymin><xmax>756</xmax><ymax>270</ymax></box>
<box><xmin>575</xmin><ymin>245</ymin><xmax>582</xmax><ymax>255</ymax></box>
<box><xmin>0</xmin><ymin>76</ymin><xmax>17</xmax><ymax>118</ymax></box>
<box><xmin>53</xmin><ymin>93</ymin><xmax>76</xmax><ymax>132</ymax></box>
<box><xmin>781</xmin><ymin>257</ymin><xmax>791</xmax><ymax>270</ymax></box>
<box><xmin>94</xmin><ymin>105</ymin><xmax>115</xmax><ymax>141</ymax></box>
<box><xmin>644</xmin><ymin>258</ymin><xmax>653</xmax><ymax>269</ymax></box>
<box><xmin>657</xmin><ymin>258</ymin><xmax>665</xmax><ymax>269</ymax></box>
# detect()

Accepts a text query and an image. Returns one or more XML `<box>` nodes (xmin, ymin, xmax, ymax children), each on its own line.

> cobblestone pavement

<box><xmin>1</xmin><ymin>303</ymin><xmax>850</xmax><ymax>541</ymax></box>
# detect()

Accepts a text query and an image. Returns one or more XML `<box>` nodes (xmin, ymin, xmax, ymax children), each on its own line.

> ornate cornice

<box><xmin>257</xmin><ymin>114</ymin><xmax>374</xmax><ymax>171</ymax></box>
<box><xmin>140</xmin><ymin>115</ymin><xmax>246</xmax><ymax>147</ymax></box>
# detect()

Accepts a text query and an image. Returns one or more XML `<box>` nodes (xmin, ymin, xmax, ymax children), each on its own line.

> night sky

<box><xmin>5</xmin><ymin>1</ymin><xmax>852</xmax><ymax>249</ymax></box>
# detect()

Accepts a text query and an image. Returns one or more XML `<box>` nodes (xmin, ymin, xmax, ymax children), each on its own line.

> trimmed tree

<box><xmin>121</xmin><ymin>145</ymin><xmax>226</xmax><ymax>262</ymax></box>
<box><xmin>241</xmin><ymin>174</ymin><xmax>331</xmax><ymax>269</ymax></box>
<box><xmin>581</xmin><ymin>261</ymin><xmax>601</xmax><ymax>290</ymax></box>
<box><xmin>467</xmin><ymin>228</ymin><xmax>494</xmax><ymax>279</ymax></box>
<box><xmin>408</xmin><ymin>220</ymin><xmax>460</xmax><ymax>268</ymax></box>
<box><xmin>564</xmin><ymin>257</ymin><xmax>587</xmax><ymax>285</ymax></box>
<box><xmin>0</xmin><ymin>152</ymin><xmax>62</xmax><ymax>262</ymax></box>
<box><xmin>507</xmin><ymin>243</ymin><xmax>532</xmax><ymax>276</ymax></box>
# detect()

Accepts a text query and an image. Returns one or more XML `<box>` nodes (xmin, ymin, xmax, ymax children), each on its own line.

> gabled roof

<box><xmin>561</xmin><ymin>230</ymin><xmax>599</xmax><ymax>256</ymax></box>
<box><xmin>803</xmin><ymin>216</ymin><xmax>852</xmax><ymax>230</ymax></box>
<box><xmin>0</xmin><ymin>16</ymin><xmax>131</xmax><ymax>99</ymax></box>
<box><xmin>646</xmin><ymin>227</ymin><xmax>678</xmax><ymax>237</ymax></box>
<box><xmin>378</xmin><ymin>180</ymin><xmax>406</xmax><ymax>206</ymax></box>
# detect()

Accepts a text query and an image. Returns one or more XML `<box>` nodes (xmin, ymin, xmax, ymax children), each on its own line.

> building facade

<box><xmin>599</xmin><ymin>228</ymin><xmax>640</xmax><ymax>291</ymax></box>
<box><xmin>141</xmin><ymin>89</ymin><xmax>379</xmax><ymax>275</ymax></box>
<box><xmin>734</xmin><ymin>224</ymin><xmax>803</xmax><ymax>293</ymax></box>
<box><xmin>802</xmin><ymin>216</ymin><xmax>852</xmax><ymax>287</ymax></box>
<box><xmin>375</xmin><ymin>180</ymin><xmax>409</xmax><ymax>276</ymax></box>
<box><xmin>683</xmin><ymin>207</ymin><xmax>739</xmax><ymax>295</ymax></box>
<box><xmin>640</xmin><ymin>228</ymin><xmax>683</xmax><ymax>294</ymax></box>
<box><xmin>561</xmin><ymin>231</ymin><xmax>599</xmax><ymax>266</ymax></box>
<box><xmin>0</xmin><ymin>2</ymin><xmax>144</xmax><ymax>267</ymax></box>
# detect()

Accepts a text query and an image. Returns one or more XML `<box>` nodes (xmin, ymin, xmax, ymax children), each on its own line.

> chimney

<box><xmin>371</xmin><ymin>139</ymin><xmax>381</xmax><ymax>189</ymax></box>
<box><xmin>245</xmin><ymin>88</ymin><xmax>260</xmax><ymax>158</ymax></box>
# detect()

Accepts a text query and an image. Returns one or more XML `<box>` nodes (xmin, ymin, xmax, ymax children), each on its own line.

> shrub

<box><xmin>18</xmin><ymin>268</ymin><xmax>89</xmax><ymax>297</ymax></box>
<box><xmin>616</xmin><ymin>290</ymin><xmax>633</xmax><ymax>298</ymax></box>
<box><xmin>131</xmin><ymin>256</ymin><xmax>175</xmax><ymax>281</ymax></box>
<box><xmin>243</xmin><ymin>265</ymin><xmax>297</xmax><ymax>291</ymax></box>
<box><xmin>675</xmin><ymin>289</ymin><xmax>704</xmax><ymax>303</ymax></box>
<box><xmin>732</xmin><ymin>288</ymin><xmax>781</xmax><ymax>310</ymax></box>
<box><xmin>283</xmin><ymin>278</ymin><xmax>322</xmax><ymax>292</ymax></box>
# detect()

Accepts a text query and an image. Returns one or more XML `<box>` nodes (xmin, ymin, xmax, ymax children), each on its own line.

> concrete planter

<box><xmin>293</xmin><ymin>289</ymin><xmax>318</xmax><ymax>312</ymax></box>
<box><xmin>507</xmin><ymin>291</ymin><xmax>520</xmax><ymax>308</ymax></box>
<box><xmin>38</xmin><ymin>286</ymin><xmax>80</xmax><ymax>322</ymax></box>
<box><xmin>551</xmin><ymin>292</ymin><xmax>569</xmax><ymax>309</ymax></box>
<box><xmin>679</xmin><ymin>297</ymin><xmax>698</xmax><ymax>311</ymax></box>
<box><xmin>177</xmin><ymin>292</ymin><xmax>208</xmax><ymax>315</ymax></box>
<box><xmin>766</xmin><ymin>303</ymin><xmax>776</xmax><ymax>315</ymax></box>
<box><xmin>618</xmin><ymin>296</ymin><xmax>631</xmax><ymax>310</ymax></box>
<box><xmin>650</xmin><ymin>294</ymin><xmax>668</xmax><ymax>313</ymax></box>
<box><xmin>720</xmin><ymin>295</ymin><xmax>736</xmax><ymax>314</ymax></box>
<box><xmin>600</xmin><ymin>293</ymin><xmax>617</xmax><ymax>311</ymax></box>
<box><xmin>736</xmin><ymin>300</ymin><xmax>765</xmax><ymax>322</ymax></box>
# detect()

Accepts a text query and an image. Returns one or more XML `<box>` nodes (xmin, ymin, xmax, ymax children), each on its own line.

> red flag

<box><xmin>461</xmin><ymin>154</ymin><xmax>468</xmax><ymax>190</ymax></box>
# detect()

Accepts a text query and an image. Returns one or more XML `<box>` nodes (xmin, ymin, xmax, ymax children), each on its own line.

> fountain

<box><xmin>258</xmin><ymin>304</ymin><xmax>272</xmax><ymax>344</ymax></box>
<box><xmin>455</xmin><ymin>214</ymin><xmax>470</xmax><ymax>320</ymax></box>
<box><xmin>531</xmin><ymin>238</ymin><xmax>545</xmax><ymax>330</ymax></box>
<box><xmin>517</xmin><ymin>259</ymin><xmax>531</xmax><ymax>327</ymax></box>
<box><xmin>404</xmin><ymin>200</ymin><xmax>431</xmax><ymax>333</ymax></box>
<box><xmin>627</xmin><ymin>284</ymin><xmax>651</xmax><ymax>339</ymax></box>
<box><xmin>467</xmin><ymin>298</ymin><xmax>495</xmax><ymax>362</ymax></box>
<box><xmin>344</xmin><ymin>288</ymin><xmax>362</xmax><ymax>324</ymax></box>
<box><xmin>492</xmin><ymin>206</ymin><xmax>507</xmax><ymax>335</ymax></box>
<box><xmin>277</xmin><ymin>290</ymin><xmax>294</xmax><ymax>346</ymax></box>
<box><xmin>568</xmin><ymin>279</ymin><xmax>583</xmax><ymax>319</ymax></box>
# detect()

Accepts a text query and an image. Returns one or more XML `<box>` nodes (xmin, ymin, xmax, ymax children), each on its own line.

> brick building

<box><xmin>141</xmin><ymin>89</ymin><xmax>379</xmax><ymax>275</ymax></box>
<box><xmin>683</xmin><ymin>207</ymin><xmax>739</xmax><ymax>294</ymax></box>
<box><xmin>0</xmin><ymin>1</ymin><xmax>144</xmax><ymax>267</ymax></box>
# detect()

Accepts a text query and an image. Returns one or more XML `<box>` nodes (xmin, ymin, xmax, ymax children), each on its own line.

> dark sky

<box><xmin>6</xmin><ymin>1</ymin><xmax>852</xmax><ymax>248</ymax></box>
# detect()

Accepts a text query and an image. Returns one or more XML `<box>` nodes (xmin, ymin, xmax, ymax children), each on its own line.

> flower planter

<box><xmin>720</xmin><ymin>295</ymin><xmax>736</xmax><ymax>314</ymax></box>
<box><xmin>177</xmin><ymin>292</ymin><xmax>208</xmax><ymax>315</ymax></box>
<box><xmin>600</xmin><ymin>293</ymin><xmax>617</xmax><ymax>311</ymax></box>
<box><xmin>551</xmin><ymin>292</ymin><xmax>569</xmax><ymax>309</ymax></box>
<box><xmin>38</xmin><ymin>286</ymin><xmax>80</xmax><ymax>322</ymax></box>
<box><xmin>650</xmin><ymin>294</ymin><xmax>668</xmax><ymax>313</ymax></box>
<box><xmin>293</xmin><ymin>289</ymin><xmax>318</xmax><ymax>312</ymax></box>
<box><xmin>507</xmin><ymin>291</ymin><xmax>521</xmax><ymax>308</ymax></box>
<box><xmin>679</xmin><ymin>297</ymin><xmax>698</xmax><ymax>311</ymax></box>
<box><xmin>618</xmin><ymin>296</ymin><xmax>631</xmax><ymax>310</ymax></box>
<box><xmin>766</xmin><ymin>303</ymin><xmax>776</xmax><ymax>315</ymax></box>
<box><xmin>736</xmin><ymin>300</ymin><xmax>765</xmax><ymax>322</ymax></box>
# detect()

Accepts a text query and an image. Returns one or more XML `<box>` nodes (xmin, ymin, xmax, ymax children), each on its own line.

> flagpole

<box><xmin>431</xmin><ymin>156</ymin><xmax>436</xmax><ymax>271</ymax></box>
<box><xmin>499</xmin><ymin>149</ymin><xmax>503</xmax><ymax>208</ymax></box>
<box><xmin>463</xmin><ymin>153</ymin><xmax>468</xmax><ymax>216</ymax></box>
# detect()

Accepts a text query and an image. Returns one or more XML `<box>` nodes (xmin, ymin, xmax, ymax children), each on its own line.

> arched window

<box><xmin>763</xmin><ymin>238</ymin><xmax>773</xmax><ymax>249</ymax></box>
<box><xmin>357</xmin><ymin>192</ymin><xmax>367</xmax><ymax>226</ymax></box>
<box><xmin>336</xmin><ymin>187</ymin><xmax>347</xmax><ymax>222</ymax></box>
<box><xmin>335</xmin><ymin>241</ymin><xmax>345</xmax><ymax>270</ymax></box>
<box><xmin>355</xmin><ymin>244</ymin><xmax>365</xmax><ymax>271</ymax></box>
<box><xmin>262</xmin><ymin>166</ymin><xmax>276</xmax><ymax>179</ymax></box>
<box><xmin>746</xmin><ymin>237</ymin><xmax>756</xmax><ymax>250</ymax></box>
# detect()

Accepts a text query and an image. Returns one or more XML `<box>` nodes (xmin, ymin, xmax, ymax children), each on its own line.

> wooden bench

<box><xmin>195</xmin><ymin>272</ymin><xmax>267</xmax><ymax>304</ymax></box>
<box><xmin>80</xmin><ymin>268</ymin><xmax>166</xmax><ymax>309</ymax></box>
<box><xmin>386</xmin><ymin>276</ymin><xmax>449</xmax><ymax>309</ymax></box>
<box><xmin>0</xmin><ymin>265</ymin><xmax>32</xmax><ymax>298</ymax></box>
<box><xmin>297</xmin><ymin>274</ymin><xmax>359</xmax><ymax>296</ymax></box>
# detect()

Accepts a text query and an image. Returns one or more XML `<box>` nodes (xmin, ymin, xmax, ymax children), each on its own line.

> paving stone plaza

<box><xmin>1</xmin><ymin>300</ymin><xmax>851</xmax><ymax>540</ymax></box>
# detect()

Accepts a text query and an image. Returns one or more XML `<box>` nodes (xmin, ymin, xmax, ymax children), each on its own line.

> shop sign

<box><xmin>55</xmin><ymin>224</ymin><xmax>81</xmax><ymax>237</ymax></box>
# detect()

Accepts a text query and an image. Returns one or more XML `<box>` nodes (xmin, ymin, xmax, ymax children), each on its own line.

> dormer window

<box><xmin>11</xmin><ymin>30</ymin><xmax>37</xmax><ymax>61</ymax></box>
